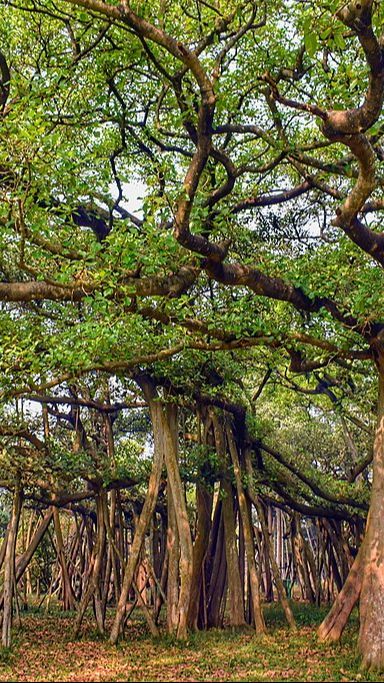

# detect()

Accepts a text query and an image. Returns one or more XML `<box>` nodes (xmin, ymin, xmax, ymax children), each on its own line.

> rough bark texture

<box><xmin>206</xmin><ymin>498</ymin><xmax>227</xmax><ymax>628</ymax></box>
<box><xmin>319</xmin><ymin>350</ymin><xmax>384</xmax><ymax>670</ymax></box>
<box><xmin>358</xmin><ymin>354</ymin><xmax>384</xmax><ymax>670</ymax></box>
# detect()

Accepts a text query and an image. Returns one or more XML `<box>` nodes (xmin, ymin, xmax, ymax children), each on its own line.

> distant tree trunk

<box><xmin>187</xmin><ymin>481</ymin><xmax>212</xmax><ymax>630</ymax></box>
<box><xmin>52</xmin><ymin>507</ymin><xmax>75</xmax><ymax>611</ymax></box>
<box><xmin>101</xmin><ymin>491</ymin><xmax>120</xmax><ymax>615</ymax></box>
<box><xmin>74</xmin><ymin>492</ymin><xmax>106</xmax><ymax>636</ymax></box>
<box><xmin>205</xmin><ymin>498</ymin><xmax>227</xmax><ymax>628</ymax></box>
<box><xmin>226</xmin><ymin>426</ymin><xmax>266</xmax><ymax>634</ymax></box>
<box><xmin>188</xmin><ymin>411</ymin><xmax>213</xmax><ymax>630</ymax></box>
<box><xmin>244</xmin><ymin>448</ymin><xmax>296</xmax><ymax>631</ymax></box>
<box><xmin>211</xmin><ymin>413</ymin><xmax>245</xmax><ymax>627</ymax></box>
<box><xmin>2</xmin><ymin>480</ymin><xmax>22</xmax><ymax>648</ymax></box>
<box><xmin>292</xmin><ymin>514</ymin><xmax>315</xmax><ymax>603</ymax></box>
<box><xmin>0</xmin><ymin>509</ymin><xmax>53</xmax><ymax>613</ymax></box>
<box><xmin>154</xmin><ymin>547</ymin><xmax>168</xmax><ymax>624</ymax></box>
<box><xmin>263</xmin><ymin>505</ymin><xmax>274</xmax><ymax>602</ymax></box>
<box><xmin>110</xmin><ymin>374</ymin><xmax>165</xmax><ymax>644</ymax></box>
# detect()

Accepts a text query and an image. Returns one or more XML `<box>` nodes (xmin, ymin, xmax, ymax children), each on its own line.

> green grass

<box><xmin>0</xmin><ymin>603</ymin><xmax>380</xmax><ymax>682</ymax></box>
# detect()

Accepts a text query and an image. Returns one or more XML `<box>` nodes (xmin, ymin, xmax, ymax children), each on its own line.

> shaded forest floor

<box><xmin>0</xmin><ymin>603</ymin><xmax>382</xmax><ymax>682</ymax></box>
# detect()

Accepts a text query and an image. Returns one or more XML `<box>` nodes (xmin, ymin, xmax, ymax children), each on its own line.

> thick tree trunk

<box><xmin>211</xmin><ymin>414</ymin><xmax>245</xmax><ymax>627</ymax></box>
<box><xmin>2</xmin><ymin>481</ymin><xmax>22</xmax><ymax>648</ymax></box>
<box><xmin>187</xmin><ymin>482</ymin><xmax>213</xmax><ymax>629</ymax></box>
<box><xmin>358</xmin><ymin>355</ymin><xmax>384</xmax><ymax>670</ymax></box>
<box><xmin>164</xmin><ymin>403</ymin><xmax>193</xmax><ymax>639</ymax></box>
<box><xmin>222</xmin><ymin>486</ymin><xmax>245</xmax><ymax>627</ymax></box>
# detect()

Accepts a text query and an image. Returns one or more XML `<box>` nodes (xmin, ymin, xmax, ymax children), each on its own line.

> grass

<box><xmin>0</xmin><ymin>602</ymin><xmax>382</xmax><ymax>682</ymax></box>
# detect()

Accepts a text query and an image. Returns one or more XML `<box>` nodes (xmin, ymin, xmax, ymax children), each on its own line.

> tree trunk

<box><xmin>2</xmin><ymin>481</ymin><xmax>22</xmax><ymax>648</ymax></box>
<box><xmin>319</xmin><ymin>351</ymin><xmax>384</xmax><ymax>670</ymax></box>
<box><xmin>358</xmin><ymin>353</ymin><xmax>384</xmax><ymax>670</ymax></box>
<box><xmin>211</xmin><ymin>414</ymin><xmax>245</xmax><ymax>627</ymax></box>
<box><xmin>187</xmin><ymin>483</ymin><xmax>213</xmax><ymax>629</ymax></box>
<box><xmin>0</xmin><ymin>509</ymin><xmax>53</xmax><ymax>614</ymax></box>
<box><xmin>74</xmin><ymin>493</ymin><xmax>106</xmax><ymax>637</ymax></box>
<box><xmin>206</xmin><ymin>502</ymin><xmax>227</xmax><ymax>628</ymax></box>
<box><xmin>244</xmin><ymin>449</ymin><xmax>296</xmax><ymax>631</ymax></box>
<box><xmin>110</xmin><ymin>375</ymin><xmax>164</xmax><ymax>644</ymax></box>
<box><xmin>164</xmin><ymin>403</ymin><xmax>193</xmax><ymax>639</ymax></box>
<box><xmin>52</xmin><ymin>507</ymin><xmax>75</xmax><ymax>611</ymax></box>
<box><xmin>226</xmin><ymin>426</ymin><xmax>266</xmax><ymax>634</ymax></box>
<box><xmin>318</xmin><ymin>537</ymin><xmax>364</xmax><ymax>643</ymax></box>
<box><xmin>166</xmin><ymin>480</ymin><xmax>180</xmax><ymax>634</ymax></box>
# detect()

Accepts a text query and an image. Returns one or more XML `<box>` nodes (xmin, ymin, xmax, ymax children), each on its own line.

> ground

<box><xmin>0</xmin><ymin>604</ymin><xmax>382</xmax><ymax>682</ymax></box>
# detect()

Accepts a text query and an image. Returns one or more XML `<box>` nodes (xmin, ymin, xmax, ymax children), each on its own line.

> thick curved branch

<box><xmin>256</xmin><ymin>440</ymin><xmax>368</xmax><ymax>512</ymax></box>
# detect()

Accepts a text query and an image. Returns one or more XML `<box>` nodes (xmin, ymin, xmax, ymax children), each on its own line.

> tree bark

<box><xmin>226</xmin><ymin>426</ymin><xmax>266</xmax><ymax>634</ymax></box>
<box><xmin>188</xmin><ymin>413</ymin><xmax>213</xmax><ymax>630</ymax></box>
<box><xmin>0</xmin><ymin>509</ymin><xmax>53</xmax><ymax>614</ymax></box>
<box><xmin>164</xmin><ymin>403</ymin><xmax>193</xmax><ymax>639</ymax></box>
<box><xmin>211</xmin><ymin>413</ymin><xmax>245</xmax><ymax>627</ymax></box>
<box><xmin>244</xmin><ymin>448</ymin><xmax>296</xmax><ymax>631</ymax></box>
<box><xmin>166</xmin><ymin>480</ymin><xmax>180</xmax><ymax>634</ymax></box>
<box><xmin>205</xmin><ymin>497</ymin><xmax>227</xmax><ymax>628</ymax></box>
<box><xmin>74</xmin><ymin>493</ymin><xmax>106</xmax><ymax>636</ymax></box>
<box><xmin>357</xmin><ymin>352</ymin><xmax>384</xmax><ymax>670</ymax></box>
<box><xmin>110</xmin><ymin>375</ymin><xmax>164</xmax><ymax>644</ymax></box>
<box><xmin>318</xmin><ymin>537</ymin><xmax>364</xmax><ymax>643</ymax></box>
<box><xmin>52</xmin><ymin>506</ymin><xmax>75</xmax><ymax>611</ymax></box>
<box><xmin>2</xmin><ymin>480</ymin><xmax>22</xmax><ymax>648</ymax></box>
<box><xmin>187</xmin><ymin>481</ymin><xmax>212</xmax><ymax>630</ymax></box>
<box><xmin>319</xmin><ymin>349</ymin><xmax>384</xmax><ymax>670</ymax></box>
